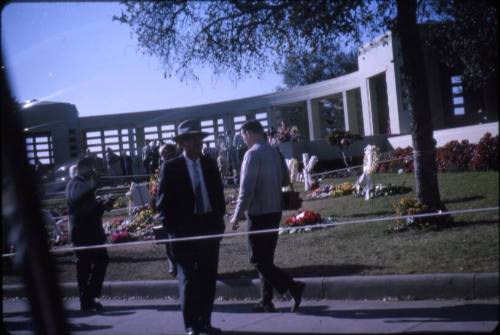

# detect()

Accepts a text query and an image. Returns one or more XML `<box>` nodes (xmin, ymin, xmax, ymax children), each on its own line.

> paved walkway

<box><xmin>3</xmin><ymin>297</ymin><xmax>498</xmax><ymax>334</ymax></box>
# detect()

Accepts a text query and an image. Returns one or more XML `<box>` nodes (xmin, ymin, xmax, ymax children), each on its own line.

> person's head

<box><xmin>159</xmin><ymin>143</ymin><xmax>178</xmax><ymax>161</ymax></box>
<box><xmin>76</xmin><ymin>157</ymin><xmax>97</xmax><ymax>181</ymax></box>
<box><xmin>174</xmin><ymin>119</ymin><xmax>209</xmax><ymax>160</ymax></box>
<box><xmin>240</xmin><ymin>120</ymin><xmax>265</xmax><ymax>148</ymax></box>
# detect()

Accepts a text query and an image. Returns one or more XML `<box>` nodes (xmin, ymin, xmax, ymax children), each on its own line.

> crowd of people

<box><xmin>65</xmin><ymin>119</ymin><xmax>305</xmax><ymax>335</ymax></box>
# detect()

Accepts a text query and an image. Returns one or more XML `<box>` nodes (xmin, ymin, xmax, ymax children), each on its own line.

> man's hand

<box><xmin>230</xmin><ymin>217</ymin><xmax>239</xmax><ymax>231</ymax></box>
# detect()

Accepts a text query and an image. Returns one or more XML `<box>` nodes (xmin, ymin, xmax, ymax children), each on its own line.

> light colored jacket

<box><xmin>233</xmin><ymin>138</ymin><xmax>290</xmax><ymax>219</ymax></box>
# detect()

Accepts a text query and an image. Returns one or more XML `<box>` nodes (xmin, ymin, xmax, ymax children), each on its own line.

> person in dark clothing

<box><xmin>156</xmin><ymin>120</ymin><xmax>226</xmax><ymax>335</ymax></box>
<box><xmin>157</xmin><ymin>143</ymin><xmax>180</xmax><ymax>277</ymax></box>
<box><xmin>149</xmin><ymin>140</ymin><xmax>161</xmax><ymax>174</ymax></box>
<box><xmin>66</xmin><ymin>157</ymin><xmax>115</xmax><ymax>312</ymax></box>
<box><xmin>119</xmin><ymin>150</ymin><xmax>132</xmax><ymax>177</ymax></box>
<box><xmin>142</xmin><ymin>141</ymin><xmax>152</xmax><ymax>174</ymax></box>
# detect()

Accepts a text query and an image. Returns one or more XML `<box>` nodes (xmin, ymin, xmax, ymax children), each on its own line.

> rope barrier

<box><xmin>2</xmin><ymin>206</ymin><xmax>497</xmax><ymax>258</ymax></box>
<box><xmin>309</xmin><ymin>156</ymin><xmax>412</xmax><ymax>178</ymax></box>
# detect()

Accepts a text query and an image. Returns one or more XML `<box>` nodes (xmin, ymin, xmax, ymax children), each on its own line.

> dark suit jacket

<box><xmin>66</xmin><ymin>175</ymin><xmax>106</xmax><ymax>246</ymax></box>
<box><xmin>156</xmin><ymin>155</ymin><xmax>226</xmax><ymax>237</ymax></box>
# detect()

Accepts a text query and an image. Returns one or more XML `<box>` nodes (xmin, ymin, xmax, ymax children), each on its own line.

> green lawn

<box><xmin>3</xmin><ymin>172</ymin><xmax>498</xmax><ymax>284</ymax></box>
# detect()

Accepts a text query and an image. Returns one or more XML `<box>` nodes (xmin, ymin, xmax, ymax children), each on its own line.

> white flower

<box><xmin>398</xmin><ymin>169</ymin><xmax>404</xmax><ymax>174</ymax></box>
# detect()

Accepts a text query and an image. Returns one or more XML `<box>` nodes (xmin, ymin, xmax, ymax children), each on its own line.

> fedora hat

<box><xmin>173</xmin><ymin>119</ymin><xmax>209</xmax><ymax>141</ymax></box>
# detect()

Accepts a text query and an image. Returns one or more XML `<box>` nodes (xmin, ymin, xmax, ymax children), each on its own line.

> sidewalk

<box><xmin>3</xmin><ymin>273</ymin><xmax>499</xmax><ymax>301</ymax></box>
<box><xmin>3</xmin><ymin>297</ymin><xmax>498</xmax><ymax>334</ymax></box>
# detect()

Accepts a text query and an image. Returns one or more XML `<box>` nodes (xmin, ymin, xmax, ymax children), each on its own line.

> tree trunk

<box><xmin>395</xmin><ymin>0</ymin><xmax>444</xmax><ymax>210</ymax></box>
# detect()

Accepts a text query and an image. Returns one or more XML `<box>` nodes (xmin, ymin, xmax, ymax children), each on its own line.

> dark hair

<box><xmin>76</xmin><ymin>157</ymin><xmax>95</xmax><ymax>175</ymax></box>
<box><xmin>241</xmin><ymin>120</ymin><xmax>265</xmax><ymax>136</ymax></box>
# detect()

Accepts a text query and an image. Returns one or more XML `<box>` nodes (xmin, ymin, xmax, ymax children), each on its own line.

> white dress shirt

<box><xmin>183</xmin><ymin>153</ymin><xmax>212</xmax><ymax>213</ymax></box>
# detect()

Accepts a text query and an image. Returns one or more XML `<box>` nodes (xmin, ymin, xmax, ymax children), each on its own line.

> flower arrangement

<box><xmin>307</xmin><ymin>182</ymin><xmax>353</xmax><ymax>200</ymax></box>
<box><xmin>325</xmin><ymin>130</ymin><xmax>362</xmax><ymax>148</ymax></box>
<box><xmin>103</xmin><ymin>206</ymin><xmax>158</xmax><ymax>243</ymax></box>
<box><xmin>353</xmin><ymin>183</ymin><xmax>412</xmax><ymax>199</ymax></box>
<box><xmin>283</xmin><ymin>210</ymin><xmax>322</xmax><ymax>227</ymax></box>
<box><xmin>149</xmin><ymin>169</ymin><xmax>160</xmax><ymax>199</ymax></box>
<box><xmin>276</xmin><ymin>124</ymin><xmax>301</xmax><ymax>143</ymax></box>
<box><xmin>111</xmin><ymin>230</ymin><xmax>136</xmax><ymax>243</ymax></box>
<box><xmin>112</xmin><ymin>196</ymin><xmax>129</xmax><ymax>209</ymax></box>
<box><xmin>391</xmin><ymin>197</ymin><xmax>451</xmax><ymax>232</ymax></box>
<box><xmin>363</xmin><ymin>145</ymin><xmax>380</xmax><ymax>175</ymax></box>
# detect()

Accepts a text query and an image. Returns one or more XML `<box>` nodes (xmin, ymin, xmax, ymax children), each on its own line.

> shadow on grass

<box><xmin>442</xmin><ymin>195</ymin><xmax>485</xmax><ymax>205</ymax></box>
<box><xmin>337</xmin><ymin>210</ymin><xmax>394</xmax><ymax>218</ymax></box>
<box><xmin>218</xmin><ymin>264</ymin><xmax>383</xmax><ymax>280</ymax></box>
<box><xmin>441</xmin><ymin>219</ymin><xmax>498</xmax><ymax>229</ymax></box>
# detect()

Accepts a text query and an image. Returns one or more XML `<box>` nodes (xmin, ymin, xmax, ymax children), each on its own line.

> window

<box><xmin>450</xmin><ymin>74</ymin><xmax>465</xmax><ymax>117</ymax></box>
<box><xmin>145</xmin><ymin>133</ymin><xmax>159</xmax><ymax>140</ymax></box>
<box><xmin>85</xmin><ymin>130</ymin><xmax>103</xmax><ymax>156</ymax></box>
<box><xmin>161</xmin><ymin>124</ymin><xmax>175</xmax><ymax>131</ymax></box>
<box><xmin>201</xmin><ymin>119</ymin><xmax>216</xmax><ymax>147</ymax></box>
<box><xmin>144</xmin><ymin>125</ymin><xmax>160</xmax><ymax>142</ymax></box>
<box><xmin>86</xmin><ymin>131</ymin><xmax>100</xmax><ymax>138</ymax></box>
<box><xmin>144</xmin><ymin>126</ymin><xmax>158</xmax><ymax>133</ymax></box>
<box><xmin>453</xmin><ymin>107</ymin><xmax>465</xmax><ymax>116</ymax></box>
<box><xmin>86</xmin><ymin>138</ymin><xmax>101</xmax><ymax>145</ymax></box>
<box><xmin>104</xmin><ymin>136</ymin><xmax>119</xmax><ymax>144</ymax></box>
<box><xmin>234</xmin><ymin>115</ymin><xmax>247</xmax><ymax>131</ymax></box>
<box><xmin>161</xmin><ymin>131</ymin><xmax>175</xmax><ymax>140</ymax></box>
<box><xmin>255</xmin><ymin>112</ymin><xmax>269</xmax><ymax>132</ymax></box>
<box><xmin>104</xmin><ymin>129</ymin><xmax>118</xmax><ymax>136</ymax></box>
<box><xmin>24</xmin><ymin>132</ymin><xmax>54</xmax><ymax>165</ymax></box>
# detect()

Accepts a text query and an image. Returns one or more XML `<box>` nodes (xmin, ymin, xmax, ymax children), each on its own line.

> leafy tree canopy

<box><xmin>278</xmin><ymin>41</ymin><xmax>358</xmax><ymax>88</ymax></box>
<box><xmin>115</xmin><ymin>0</ymin><xmax>495</xmax><ymax>88</ymax></box>
<box><xmin>114</xmin><ymin>0</ymin><xmax>387</xmax><ymax>81</ymax></box>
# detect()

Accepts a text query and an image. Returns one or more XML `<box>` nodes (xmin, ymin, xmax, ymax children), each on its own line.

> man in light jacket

<box><xmin>230</xmin><ymin>120</ymin><xmax>305</xmax><ymax>313</ymax></box>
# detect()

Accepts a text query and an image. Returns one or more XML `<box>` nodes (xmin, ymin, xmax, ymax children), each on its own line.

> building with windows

<box><xmin>20</xmin><ymin>31</ymin><xmax>497</xmax><ymax>174</ymax></box>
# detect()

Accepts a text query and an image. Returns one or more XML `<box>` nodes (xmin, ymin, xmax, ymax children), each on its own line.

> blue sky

<box><xmin>1</xmin><ymin>2</ymin><xmax>283</xmax><ymax>117</ymax></box>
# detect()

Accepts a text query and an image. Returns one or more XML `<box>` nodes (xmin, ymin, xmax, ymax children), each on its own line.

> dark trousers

<box><xmin>173</xmin><ymin>239</ymin><xmax>220</xmax><ymax>329</ymax></box>
<box><xmin>164</xmin><ymin>242</ymin><xmax>177</xmax><ymax>274</ymax></box>
<box><xmin>248</xmin><ymin>212</ymin><xmax>295</xmax><ymax>304</ymax></box>
<box><xmin>75</xmin><ymin>248</ymin><xmax>109</xmax><ymax>303</ymax></box>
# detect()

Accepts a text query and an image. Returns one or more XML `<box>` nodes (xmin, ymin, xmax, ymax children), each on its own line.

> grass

<box><xmin>3</xmin><ymin>171</ymin><xmax>498</xmax><ymax>284</ymax></box>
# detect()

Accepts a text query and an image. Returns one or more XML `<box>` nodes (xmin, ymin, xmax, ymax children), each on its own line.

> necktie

<box><xmin>192</xmin><ymin>160</ymin><xmax>205</xmax><ymax>215</ymax></box>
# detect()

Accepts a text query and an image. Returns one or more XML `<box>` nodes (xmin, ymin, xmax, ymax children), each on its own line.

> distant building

<box><xmin>20</xmin><ymin>30</ymin><xmax>497</xmax><ymax>170</ymax></box>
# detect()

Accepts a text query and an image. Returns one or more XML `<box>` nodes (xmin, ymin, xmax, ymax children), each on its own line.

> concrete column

<box><xmin>306</xmin><ymin>99</ymin><xmax>321</xmax><ymax>141</ymax></box>
<box><xmin>360</xmin><ymin>79</ymin><xmax>374</xmax><ymax>135</ymax></box>
<box><xmin>342</xmin><ymin>91</ymin><xmax>350</xmax><ymax>132</ymax></box>
<box><xmin>385</xmin><ymin>67</ymin><xmax>401</xmax><ymax>134</ymax></box>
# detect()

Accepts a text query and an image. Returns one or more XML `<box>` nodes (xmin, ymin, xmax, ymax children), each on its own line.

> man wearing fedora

<box><xmin>156</xmin><ymin>119</ymin><xmax>226</xmax><ymax>335</ymax></box>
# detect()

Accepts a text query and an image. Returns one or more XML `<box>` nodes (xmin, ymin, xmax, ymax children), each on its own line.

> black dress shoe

<box><xmin>185</xmin><ymin>327</ymin><xmax>199</xmax><ymax>335</ymax></box>
<box><xmin>251</xmin><ymin>302</ymin><xmax>276</xmax><ymax>313</ymax></box>
<box><xmin>290</xmin><ymin>281</ymin><xmax>305</xmax><ymax>312</ymax></box>
<box><xmin>198</xmin><ymin>324</ymin><xmax>222</xmax><ymax>335</ymax></box>
<box><xmin>80</xmin><ymin>300</ymin><xmax>104</xmax><ymax>312</ymax></box>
